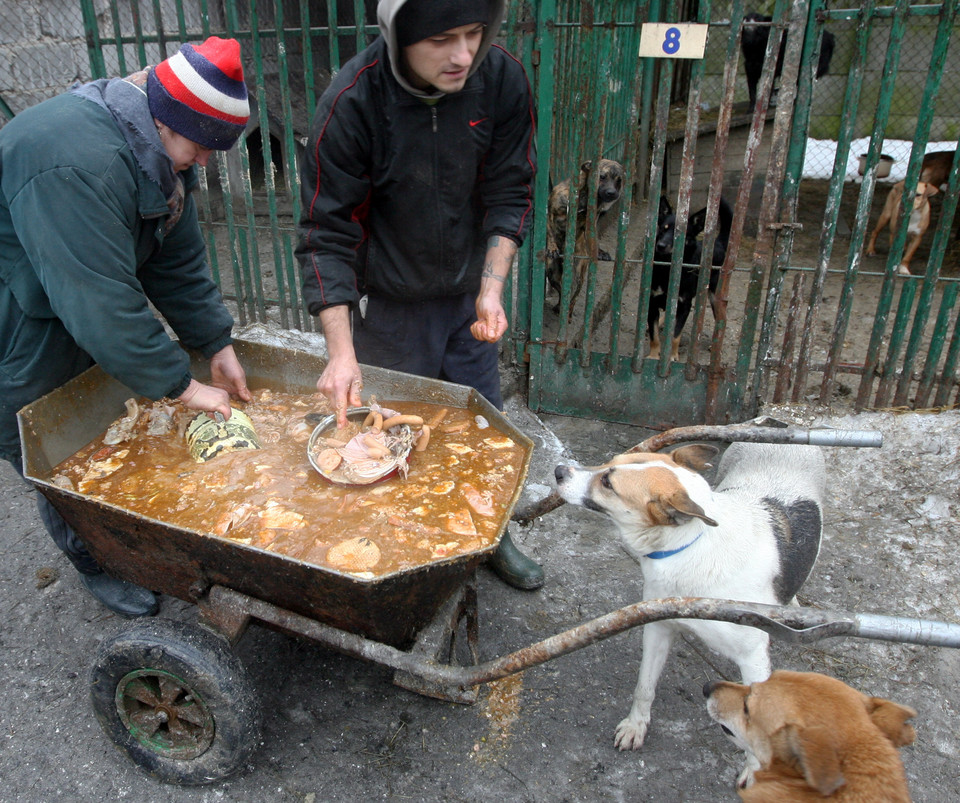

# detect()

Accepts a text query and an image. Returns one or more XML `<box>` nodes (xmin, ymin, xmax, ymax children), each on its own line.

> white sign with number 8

<box><xmin>638</xmin><ymin>23</ymin><xmax>708</xmax><ymax>60</ymax></box>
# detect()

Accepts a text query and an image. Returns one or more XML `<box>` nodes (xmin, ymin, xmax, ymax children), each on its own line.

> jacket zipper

<box><xmin>431</xmin><ymin>105</ymin><xmax>443</xmax><ymax>266</ymax></box>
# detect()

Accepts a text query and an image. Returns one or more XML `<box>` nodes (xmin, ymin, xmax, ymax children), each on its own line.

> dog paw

<box><xmin>897</xmin><ymin>264</ymin><xmax>912</xmax><ymax>276</ymax></box>
<box><xmin>736</xmin><ymin>754</ymin><xmax>760</xmax><ymax>789</ymax></box>
<box><xmin>613</xmin><ymin>718</ymin><xmax>648</xmax><ymax>750</ymax></box>
<box><xmin>598</xmin><ymin>248</ymin><xmax>613</xmax><ymax>262</ymax></box>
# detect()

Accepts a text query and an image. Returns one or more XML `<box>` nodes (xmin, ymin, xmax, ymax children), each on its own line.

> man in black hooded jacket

<box><xmin>296</xmin><ymin>0</ymin><xmax>542</xmax><ymax>589</ymax></box>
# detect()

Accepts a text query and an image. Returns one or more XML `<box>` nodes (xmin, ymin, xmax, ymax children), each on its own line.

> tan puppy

<box><xmin>866</xmin><ymin>180</ymin><xmax>939</xmax><ymax>276</ymax></box>
<box><xmin>704</xmin><ymin>670</ymin><xmax>916</xmax><ymax>801</ymax></box>
<box><xmin>545</xmin><ymin>158</ymin><xmax>625</xmax><ymax>312</ymax></box>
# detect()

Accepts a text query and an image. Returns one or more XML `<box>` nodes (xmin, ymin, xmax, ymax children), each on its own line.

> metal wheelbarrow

<box><xmin>18</xmin><ymin>341</ymin><xmax>960</xmax><ymax>785</ymax></box>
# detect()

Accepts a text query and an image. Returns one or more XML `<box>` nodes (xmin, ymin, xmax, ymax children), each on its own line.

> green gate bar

<box><xmin>76</xmin><ymin>0</ymin><xmax>960</xmax><ymax>426</ymax></box>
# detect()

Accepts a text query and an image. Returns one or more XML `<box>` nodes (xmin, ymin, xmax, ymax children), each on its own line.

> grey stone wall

<box><xmin>0</xmin><ymin>0</ymin><xmax>89</xmax><ymax>125</ymax></box>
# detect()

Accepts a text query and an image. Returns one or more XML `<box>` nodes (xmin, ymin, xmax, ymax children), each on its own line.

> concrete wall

<box><xmin>808</xmin><ymin>15</ymin><xmax>960</xmax><ymax>143</ymax></box>
<box><xmin>0</xmin><ymin>0</ymin><xmax>90</xmax><ymax>125</ymax></box>
<box><xmin>698</xmin><ymin>5</ymin><xmax>960</xmax><ymax>144</ymax></box>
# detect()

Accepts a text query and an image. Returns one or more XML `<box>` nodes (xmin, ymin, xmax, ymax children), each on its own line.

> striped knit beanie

<box><xmin>147</xmin><ymin>37</ymin><xmax>250</xmax><ymax>150</ymax></box>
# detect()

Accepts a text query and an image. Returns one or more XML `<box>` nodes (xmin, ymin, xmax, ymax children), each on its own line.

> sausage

<box><xmin>441</xmin><ymin>422</ymin><xmax>470</xmax><ymax>434</ymax></box>
<box><xmin>362</xmin><ymin>434</ymin><xmax>390</xmax><ymax>458</ymax></box>
<box><xmin>362</xmin><ymin>410</ymin><xmax>383</xmax><ymax>431</ymax></box>
<box><xmin>414</xmin><ymin>425</ymin><xmax>431</xmax><ymax>452</ymax></box>
<box><xmin>427</xmin><ymin>407</ymin><xmax>448</xmax><ymax>429</ymax></box>
<box><xmin>316</xmin><ymin>448</ymin><xmax>342</xmax><ymax>473</ymax></box>
<box><xmin>381</xmin><ymin>414</ymin><xmax>424</xmax><ymax>430</ymax></box>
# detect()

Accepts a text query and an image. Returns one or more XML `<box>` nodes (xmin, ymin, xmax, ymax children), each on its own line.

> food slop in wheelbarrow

<box><xmin>17</xmin><ymin>339</ymin><xmax>533</xmax><ymax>784</ymax></box>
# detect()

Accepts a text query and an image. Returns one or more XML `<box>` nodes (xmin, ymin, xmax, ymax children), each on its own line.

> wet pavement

<box><xmin>1</xmin><ymin>327</ymin><xmax>958</xmax><ymax>802</ymax></box>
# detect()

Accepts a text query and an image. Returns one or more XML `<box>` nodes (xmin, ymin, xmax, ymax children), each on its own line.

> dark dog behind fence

<box><xmin>648</xmin><ymin>196</ymin><xmax>733</xmax><ymax>359</ymax></box>
<box><xmin>741</xmin><ymin>11</ymin><xmax>836</xmax><ymax>107</ymax></box>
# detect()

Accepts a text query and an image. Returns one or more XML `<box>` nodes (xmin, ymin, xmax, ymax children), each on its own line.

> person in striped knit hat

<box><xmin>0</xmin><ymin>38</ymin><xmax>251</xmax><ymax>617</ymax></box>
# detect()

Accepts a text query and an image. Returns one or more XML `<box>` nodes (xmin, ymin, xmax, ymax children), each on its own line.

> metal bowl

<box><xmin>307</xmin><ymin>406</ymin><xmax>412</xmax><ymax>487</ymax></box>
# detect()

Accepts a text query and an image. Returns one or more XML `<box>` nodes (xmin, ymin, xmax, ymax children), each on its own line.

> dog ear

<box><xmin>658</xmin><ymin>196</ymin><xmax>673</xmax><ymax>217</ymax></box>
<box><xmin>778</xmin><ymin>724</ymin><xmax>846</xmax><ymax>796</ymax></box>
<box><xmin>688</xmin><ymin>207</ymin><xmax>707</xmax><ymax>234</ymax></box>
<box><xmin>669</xmin><ymin>444</ymin><xmax>720</xmax><ymax>473</ymax></box>
<box><xmin>864</xmin><ymin>697</ymin><xmax>917</xmax><ymax>747</ymax></box>
<box><xmin>646</xmin><ymin>488</ymin><xmax>718</xmax><ymax>527</ymax></box>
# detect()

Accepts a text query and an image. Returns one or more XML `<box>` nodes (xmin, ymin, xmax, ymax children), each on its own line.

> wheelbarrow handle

<box><xmin>510</xmin><ymin>422</ymin><xmax>881</xmax><ymax>524</ymax></box>
<box><xmin>205</xmin><ymin>588</ymin><xmax>960</xmax><ymax>695</ymax></box>
<box><xmin>629</xmin><ymin>422</ymin><xmax>883</xmax><ymax>453</ymax></box>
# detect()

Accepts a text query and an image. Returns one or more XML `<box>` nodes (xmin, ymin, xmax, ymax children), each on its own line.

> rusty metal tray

<box><xmin>17</xmin><ymin>339</ymin><xmax>533</xmax><ymax>648</ymax></box>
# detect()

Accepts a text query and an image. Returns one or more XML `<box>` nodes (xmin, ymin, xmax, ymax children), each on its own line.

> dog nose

<box><xmin>703</xmin><ymin>681</ymin><xmax>719</xmax><ymax>698</ymax></box>
<box><xmin>554</xmin><ymin>465</ymin><xmax>571</xmax><ymax>482</ymax></box>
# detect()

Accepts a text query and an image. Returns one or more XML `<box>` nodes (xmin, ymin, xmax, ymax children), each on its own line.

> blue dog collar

<box><xmin>644</xmin><ymin>530</ymin><xmax>704</xmax><ymax>560</ymax></box>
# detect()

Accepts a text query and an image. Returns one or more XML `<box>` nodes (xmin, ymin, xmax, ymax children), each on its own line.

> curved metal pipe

<box><xmin>209</xmin><ymin>588</ymin><xmax>960</xmax><ymax>693</ymax></box>
<box><xmin>511</xmin><ymin>419</ymin><xmax>882</xmax><ymax>524</ymax></box>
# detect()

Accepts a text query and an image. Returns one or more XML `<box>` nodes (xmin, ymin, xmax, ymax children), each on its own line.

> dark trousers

<box><xmin>5</xmin><ymin>453</ymin><xmax>100</xmax><ymax>575</ymax></box>
<box><xmin>353</xmin><ymin>292</ymin><xmax>503</xmax><ymax>410</ymax></box>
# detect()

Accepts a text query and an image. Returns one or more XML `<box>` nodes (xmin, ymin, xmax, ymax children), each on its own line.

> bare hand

<box><xmin>472</xmin><ymin>297</ymin><xmax>508</xmax><ymax>343</ymax></box>
<box><xmin>178</xmin><ymin>379</ymin><xmax>234</xmax><ymax>419</ymax></box>
<box><xmin>209</xmin><ymin>345</ymin><xmax>252</xmax><ymax>402</ymax></box>
<box><xmin>317</xmin><ymin>355</ymin><xmax>363</xmax><ymax>428</ymax></box>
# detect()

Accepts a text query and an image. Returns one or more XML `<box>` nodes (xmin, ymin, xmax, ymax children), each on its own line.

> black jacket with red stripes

<box><xmin>296</xmin><ymin>36</ymin><xmax>536</xmax><ymax>314</ymax></box>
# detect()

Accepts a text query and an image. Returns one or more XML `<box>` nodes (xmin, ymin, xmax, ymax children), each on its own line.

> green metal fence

<box><xmin>524</xmin><ymin>0</ymin><xmax>960</xmax><ymax>426</ymax></box>
<box><xmin>78</xmin><ymin>0</ymin><xmax>382</xmax><ymax>333</ymax></box>
<box><xmin>75</xmin><ymin>0</ymin><xmax>960</xmax><ymax>426</ymax></box>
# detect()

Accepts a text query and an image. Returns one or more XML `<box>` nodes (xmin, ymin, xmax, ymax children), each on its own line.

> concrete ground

<box><xmin>2</xmin><ymin>334</ymin><xmax>958</xmax><ymax>802</ymax></box>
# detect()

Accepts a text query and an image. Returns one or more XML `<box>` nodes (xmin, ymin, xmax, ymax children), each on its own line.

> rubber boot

<box><xmin>80</xmin><ymin>572</ymin><xmax>159</xmax><ymax>618</ymax></box>
<box><xmin>489</xmin><ymin>529</ymin><xmax>544</xmax><ymax>590</ymax></box>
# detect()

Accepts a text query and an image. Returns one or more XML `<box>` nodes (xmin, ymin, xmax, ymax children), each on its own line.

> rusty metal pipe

<box><xmin>510</xmin><ymin>490</ymin><xmax>565</xmax><ymax>524</ymax></box>
<box><xmin>511</xmin><ymin>421</ymin><xmax>882</xmax><ymax>524</ymax></box>
<box><xmin>629</xmin><ymin>419</ymin><xmax>883</xmax><ymax>453</ymax></box>
<box><xmin>209</xmin><ymin>588</ymin><xmax>960</xmax><ymax>693</ymax></box>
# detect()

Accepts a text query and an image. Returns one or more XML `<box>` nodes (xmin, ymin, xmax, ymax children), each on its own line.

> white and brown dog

<box><xmin>554</xmin><ymin>441</ymin><xmax>825</xmax><ymax>774</ymax></box>
<box><xmin>704</xmin><ymin>670</ymin><xmax>916</xmax><ymax>801</ymax></box>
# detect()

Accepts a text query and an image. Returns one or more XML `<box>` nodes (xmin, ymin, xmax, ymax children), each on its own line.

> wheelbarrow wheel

<box><xmin>89</xmin><ymin>618</ymin><xmax>261</xmax><ymax>785</ymax></box>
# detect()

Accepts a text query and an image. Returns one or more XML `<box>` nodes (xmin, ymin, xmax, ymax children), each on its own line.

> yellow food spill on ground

<box><xmin>471</xmin><ymin>673</ymin><xmax>525</xmax><ymax>764</ymax></box>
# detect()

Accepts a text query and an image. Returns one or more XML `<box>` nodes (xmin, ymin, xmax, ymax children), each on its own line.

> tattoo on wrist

<box><xmin>481</xmin><ymin>263</ymin><xmax>506</xmax><ymax>282</ymax></box>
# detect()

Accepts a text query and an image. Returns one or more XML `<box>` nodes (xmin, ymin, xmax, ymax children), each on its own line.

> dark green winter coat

<box><xmin>0</xmin><ymin>86</ymin><xmax>234</xmax><ymax>463</ymax></box>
